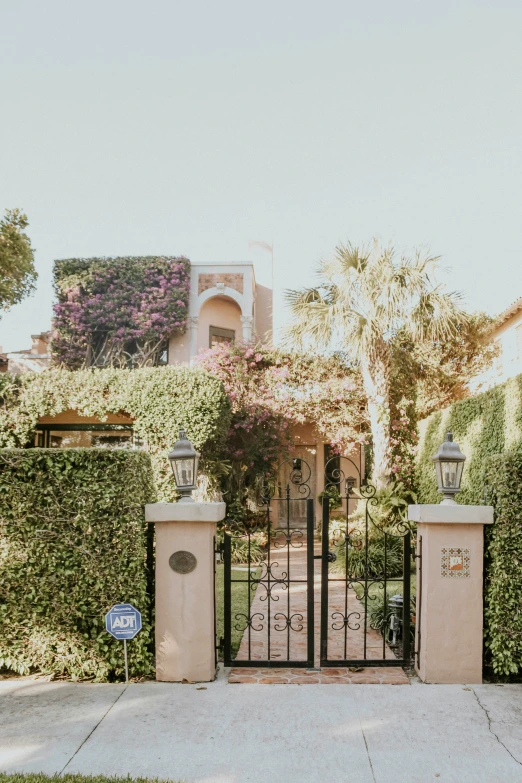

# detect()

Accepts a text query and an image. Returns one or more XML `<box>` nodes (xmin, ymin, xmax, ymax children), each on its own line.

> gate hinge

<box><xmin>216</xmin><ymin>636</ymin><xmax>224</xmax><ymax>651</ymax></box>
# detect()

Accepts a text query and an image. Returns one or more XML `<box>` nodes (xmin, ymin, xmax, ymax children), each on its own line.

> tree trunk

<box><xmin>360</xmin><ymin>346</ymin><xmax>392</xmax><ymax>489</ymax></box>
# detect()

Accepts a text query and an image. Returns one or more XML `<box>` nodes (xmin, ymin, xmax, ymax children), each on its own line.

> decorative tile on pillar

<box><xmin>441</xmin><ymin>547</ymin><xmax>470</xmax><ymax>578</ymax></box>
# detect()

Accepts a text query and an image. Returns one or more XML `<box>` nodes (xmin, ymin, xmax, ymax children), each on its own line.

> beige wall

<box><xmin>168</xmin><ymin>332</ymin><xmax>191</xmax><ymax>364</ymax></box>
<box><xmin>197</xmin><ymin>296</ymin><xmax>242</xmax><ymax>353</ymax></box>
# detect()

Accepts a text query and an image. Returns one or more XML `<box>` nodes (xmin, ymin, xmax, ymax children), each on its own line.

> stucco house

<box><xmin>471</xmin><ymin>295</ymin><xmax>522</xmax><ymax>392</ymax></box>
<box><xmin>19</xmin><ymin>259</ymin><xmax>363</xmax><ymax>520</ymax></box>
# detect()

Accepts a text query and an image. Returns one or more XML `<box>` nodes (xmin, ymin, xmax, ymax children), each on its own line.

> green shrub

<box><xmin>484</xmin><ymin>445</ymin><xmax>522</xmax><ymax>675</ymax></box>
<box><xmin>0</xmin><ymin>366</ymin><xmax>231</xmax><ymax>502</ymax></box>
<box><xmin>416</xmin><ymin>373</ymin><xmax>522</xmax><ymax>505</ymax></box>
<box><xmin>0</xmin><ymin>448</ymin><xmax>156</xmax><ymax>681</ymax></box>
<box><xmin>332</xmin><ymin>531</ymin><xmax>403</xmax><ymax>579</ymax></box>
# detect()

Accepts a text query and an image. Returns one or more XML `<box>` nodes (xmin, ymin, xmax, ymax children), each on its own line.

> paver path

<box><xmin>229</xmin><ymin>537</ymin><xmax>408</xmax><ymax>684</ymax></box>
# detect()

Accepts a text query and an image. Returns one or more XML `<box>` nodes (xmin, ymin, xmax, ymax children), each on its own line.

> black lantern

<box><xmin>168</xmin><ymin>429</ymin><xmax>200</xmax><ymax>503</ymax></box>
<box><xmin>432</xmin><ymin>432</ymin><xmax>466</xmax><ymax>504</ymax></box>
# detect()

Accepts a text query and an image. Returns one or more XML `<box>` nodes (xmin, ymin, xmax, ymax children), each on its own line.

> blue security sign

<box><xmin>105</xmin><ymin>603</ymin><xmax>142</xmax><ymax>640</ymax></box>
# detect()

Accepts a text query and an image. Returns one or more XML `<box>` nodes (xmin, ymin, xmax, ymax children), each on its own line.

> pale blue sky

<box><xmin>1</xmin><ymin>0</ymin><xmax>521</xmax><ymax>352</ymax></box>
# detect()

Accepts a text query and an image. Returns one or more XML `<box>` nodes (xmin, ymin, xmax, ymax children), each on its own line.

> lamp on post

<box><xmin>168</xmin><ymin>429</ymin><xmax>200</xmax><ymax>503</ymax></box>
<box><xmin>432</xmin><ymin>432</ymin><xmax>466</xmax><ymax>505</ymax></box>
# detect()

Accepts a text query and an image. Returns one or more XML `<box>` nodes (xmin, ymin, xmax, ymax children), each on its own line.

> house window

<box><xmin>209</xmin><ymin>326</ymin><xmax>235</xmax><ymax>347</ymax></box>
<box><xmin>35</xmin><ymin>424</ymin><xmax>135</xmax><ymax>449</ymax></box>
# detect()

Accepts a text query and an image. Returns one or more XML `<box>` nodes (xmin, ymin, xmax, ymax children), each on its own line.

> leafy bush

<box><xmin>332</xmin><ymin>531</ymin><xmax>403</xmax><ymax>579</ymax></box>
<box><xmin>484</xmin><ymin>445</ymin><xmax>522</xmax><ymax>675</ymax></box>
<box><xmin>416</xmin><ymin>373</ymin><xmax>522</xmax><ymax>505</ymax></box>
<box><xmin>0</xmin><ymin>366</ymin><xmax>231</xmax><ymax>502</ymax></box>
<box><xmin>0</xmin><ymin>449</ymin><xmax>156</xmax><ymax>680</ymax></box>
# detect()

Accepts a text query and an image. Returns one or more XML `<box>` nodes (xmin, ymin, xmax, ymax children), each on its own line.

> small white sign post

<box><xmin>105</xmin><ymin>603</ymin><xmax>142</xmax><ymax>683</ymax></box>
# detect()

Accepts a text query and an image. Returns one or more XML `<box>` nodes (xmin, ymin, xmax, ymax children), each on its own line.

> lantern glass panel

<box><xmin>441</xmin><ymin>460</ymin><xmax>458</xmax><ymax>489</ymax></box>
<box><xmin>173</xmin><ymin>457</ymin><xmax>195</xmax><ymax>487</ymax></box>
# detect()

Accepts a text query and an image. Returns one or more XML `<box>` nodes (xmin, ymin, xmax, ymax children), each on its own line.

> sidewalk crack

<box><xmin>468</xmin><ymin>686</ymin><xmax>522</xmax><ymax>768</ymax></box>
<box><xmin>59</xmin><ymin>685</ymin><xmax>128</xmax><ymax>776</ymax></box>
<box><xmin>360</xmin><ymin>723</ymin><xmax>377</xmax><ymax>783</ymax></box>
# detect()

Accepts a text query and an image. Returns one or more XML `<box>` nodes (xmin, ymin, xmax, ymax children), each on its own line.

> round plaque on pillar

<box><xmin>169</xmin><ymin>550</ymin><xmax>197</xmax><ymax>574</ymax></box>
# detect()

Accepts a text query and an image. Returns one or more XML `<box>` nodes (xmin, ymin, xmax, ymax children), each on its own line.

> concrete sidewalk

<box><xmin>1</xmin><ymin>668</ymin><xmax>522</xmax><ymax>783</ymax></box>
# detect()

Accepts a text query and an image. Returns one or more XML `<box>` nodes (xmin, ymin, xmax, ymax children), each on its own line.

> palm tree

<box><xmin>284</xmin><ymin>241</ymin><xmax>465</xmax><ymax>488</ymax></box>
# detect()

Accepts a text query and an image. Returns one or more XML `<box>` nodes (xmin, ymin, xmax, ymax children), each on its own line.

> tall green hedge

<box><xmin>0</xmin><ymin>366</ymin><xmax>231</xmax><ymax>501</ymax></box>
<box><xmin>416</xmin><ymin>373</ymin><xmax>522</xmax><ymax>505</ymax></box>
<box><xmin>484</xmin><ymin>446</ymin><xmax>522</xmax><ymax>674</ymax></box>
<box><xmin>0</xmin><ymin>449</ymin><xmax>156</xmax><ymax>681</ymax></box>
<box><xmin>416</xmin><ymin>372</ymin><xmax>522</xmax><ymax>675</ymax></box>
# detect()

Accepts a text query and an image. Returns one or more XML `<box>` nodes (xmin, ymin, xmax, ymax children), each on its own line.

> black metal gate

<box><xmin>319</xmin><ymin>454</ymin><xmax>412</xmax><ymax>667</ymax></box>
<box><xmin>221</xmin><ymin>454</ymin><xmax>412</xmax><ymax>669</ymax></box>
<box><xmin>222</xmin><ymin>459</ymin><xmax>315</xmax><ymax>668</ymax></box>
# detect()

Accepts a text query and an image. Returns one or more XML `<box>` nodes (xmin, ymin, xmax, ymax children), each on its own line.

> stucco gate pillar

<box><xmin>145</xmin><ymin>501</ymin><xmax>226</xmax><ymax>682</ymax></box>
<box><xmin>408</xmin><ymin>503</ymin><xmax>493</xmax><ymax>684</ymax></box>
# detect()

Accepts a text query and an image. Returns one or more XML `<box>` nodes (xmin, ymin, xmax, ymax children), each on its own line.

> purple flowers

<box><xmin>52</xmin><ymin>256</ymin><xmax>190</xmax><ymax>368</ymax></box>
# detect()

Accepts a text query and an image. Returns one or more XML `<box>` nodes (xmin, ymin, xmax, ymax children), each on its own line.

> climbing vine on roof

<box><xmin>52</xmin><ymin>256</ymin><xmax>190</xmax><ymax>369</ymax></box>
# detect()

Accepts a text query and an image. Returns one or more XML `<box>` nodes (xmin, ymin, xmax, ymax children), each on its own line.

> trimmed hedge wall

<box><xmin>416</xmin><ymin>373</ymin><xmax>522</xmax><ymax>505</ymax></box>
<box><xmin>0</xmin><ymin>449</ymin><xmax>156</xmax><ymax>681</ymax></box>
<box><xmin>417</xmin><ymin>372</ymin><xmax>522</xmax><ymax>675</ymax></box>
<box><xmin>484</xmin><ymin>446</ymin><xmax>522</xmax><ymax>674</ymax></box>
<box><xmin>0</xmin><ymin>366</ymin><xmax>232</xmax><ymax>501</ymax></box>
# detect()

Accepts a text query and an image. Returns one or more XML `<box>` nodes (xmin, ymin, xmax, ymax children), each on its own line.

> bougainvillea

<box><xmin>52</xmin><ymin>256</ymin><xmax>190</xmax><ymax>369</ymax></box>
<box><xmin>197</xmin><ymin>342</ymin><xmax>367</xmax><ymax>521</ymax></box>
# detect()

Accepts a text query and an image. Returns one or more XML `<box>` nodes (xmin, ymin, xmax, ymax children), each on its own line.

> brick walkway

<box><xmin>228</xmin><ymin>538</ymin><xmax>409</xmax><ymax>684</ymax></box>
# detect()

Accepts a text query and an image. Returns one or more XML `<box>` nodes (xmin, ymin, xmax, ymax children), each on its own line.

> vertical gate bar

<box><xmin>320</xmin><ymin>496</ymin><xmax>329</xmax><ymax>664</ymax></box>
<box><xmin>416</xmin><ymin>534</ymin><xmax>422</xmax><ymax>668</ymax></box>
<box><xmin>224</xmin><ymin>533</ymin><xmax>232</xmax><ymax>665</ymax></box>
<box><xmin>383</xmin><ymin>532</ymin><xmax>387</xmax><ymax>659</ymax></box>
<box><xmin>363</xmin><ymin>499</ymin><xmax>369</xmax><ymax>659</ymax></box>
<box><xmin>213</xmin><ymin>535</ymin><xmax>217</xmax><ymax>668</ymax></box>
<box><xmin>267</xmin><ymin>497</ymin><xmax>271</xmax><ymax>661</ymax></box>
<box><xmin>402</xmin><ymin>532</ymin><xmax>411</xmax><ymax>664</ymax></box>
<box><xmin>247</xmin><ymin>531</ymin><xmax>252</xmax><ymax>659</ymax></box>
<box><xmin>306</xmin><ymin>498</ymin><xmax>314</xmax><ymax>666</ymax></box>
<box><xmin>344</xmin><ymin>492</ymin><xmax>349</xmax><ymax>659</ymax></box>
<box><xmin>287</xmin><ymin>485</ymin><xmax>290</xmax><ymax>660</ymax></box>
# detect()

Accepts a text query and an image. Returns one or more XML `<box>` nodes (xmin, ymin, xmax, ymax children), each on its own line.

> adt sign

<box><xmin>105</xmin><ymin>603</ymin><xmax>142</xmax><ymax>640</ymax></box>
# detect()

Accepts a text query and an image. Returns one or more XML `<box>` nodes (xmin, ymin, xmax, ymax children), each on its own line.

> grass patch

<box><xmin>215</xmin><ymin>564</ymin><xmax>261</xmax><ymax>660</ymax></box>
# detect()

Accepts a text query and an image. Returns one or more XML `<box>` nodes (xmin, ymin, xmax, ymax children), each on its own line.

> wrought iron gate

<box><xmin>320</xmin><ymin>454</ymin><xmax>412</xmax><ymax>667</ymax></box>
<box><xmin>222</xmin><ymin>458</ymin><xmax>315</xmax><ymax>668</ymax></box>
<box><xmin>221</xmin><ymin>453</ymin><xmax>412</xmax><ymax>669</ymax></box>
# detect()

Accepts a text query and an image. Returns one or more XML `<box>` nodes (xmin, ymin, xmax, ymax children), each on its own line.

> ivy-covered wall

<box><xmin>52</xmin><ymin>256</ymin><xmax>190</xmax><ymax>369</ymax></box>
<box><xmin>0</xmin><ymin>366</ymin><xmax>232</xmax><ymax>501</ymax></box>
<box><xmin>416</xmin><ymin>373</ymin><xmax>522</xmax><ymax>505</ymax></box>
<box><xmin>416</xmin><ymin>372</ymin><xmax>522</xmax><ymax>675</ymax></box>
<box><xmin>484</xmin><ymin>446</ymin><xmax>522</xmax><ymax>675</ymax></box>
<box><xmin>0</xmin><ymin>449</ymin><xmax>156</xmax><ymax>680</ymax></box>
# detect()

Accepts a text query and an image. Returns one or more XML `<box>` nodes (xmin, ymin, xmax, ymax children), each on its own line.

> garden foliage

<box><xmin>0</xmin><ymin>449</ymin><xmax>156</xmax><ymax>680</ymax></box>
<box><xmin>52</xmin><ymin>256</ymin><xmax>190</xmax><ymax>368</ymax></box>
<box><xmin>197</xmin><ymin>342</ymin><xmax>367</xmax><ymax>524</ymax></box>
<box><xmin>416</xmin><ymin>373</ymin><xmax>522</xmax><ymax>505</ymax></box>
<box><xmin>484</xmin><ymin>445</ymin><xmax>522</xmax><ymax>675</ymax></box>
<box><xmin>0</xmin><ymin>366</ymin><xmax>231</xmax><ymax>502</ymax></box>
<box><xmin>416</xmin><ymin>372</ymin><xmax>522</xmax><ymax>674</ymax></box>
